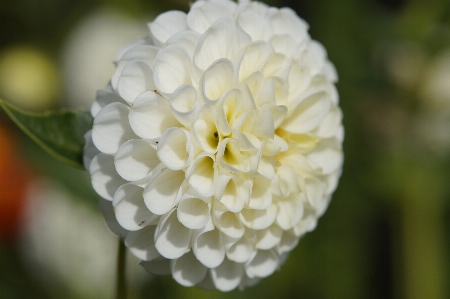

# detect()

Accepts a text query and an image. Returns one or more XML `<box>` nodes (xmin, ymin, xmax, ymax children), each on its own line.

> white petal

<box><xmin>193</xmin><ymin>228</ymin><xmax>225</xmax><ymax>268</ymax></box>
<box><xmin>271</xmin><ymin>34</ymin><xmax>297</xmax><ymax>57</ymax></box>
<box><xmin>201</xmin><ymin>58</ymin><xmax>234</xmax><ymax>103</ymax></box>
<box><xmin>143</xmin><ymin>168</ymin><xmax>185</xmax><ymax>215</ymax></box>
<box><xmin>165</xmin><ymin>30</ymin><xmax>202</xmax><ymax>57</ymax></box>
<box><xmin>238</xmin><ymin>41</ymin><xmax>273</xmax><ymax>82</ymax></box>
<box><xmin>114</xmin><ymin>139</ymin><xmax>160</xmax><ymax>181</ymax></box>
<box><xmin>294</xmin><ymin>75</ymin><xmax>330</xmax><ymax>109</ymax></box>
<box><xmin>251</xmin><ymin>108</ymin><xmax>274</xmax><ymax>139</ymax></box>
<box><xmin>169</xmin><ymin>84</ymin><xmax>199</xmax><ymax>128</ymax></box>
<box><xmin>226</xmin><ymin>234</ymin><xmax>253</xmax><ymax>263</ymax></box>
<box><xmin>171</xmin><ymin>252</ymin><xmax>207</xmax><ymax>286</ymax></box>
<box><xmin>193</xmin><ymin>18</ymin><xmax>236</xmax><ymax>70</ymax></box>
<box><xmin>255</xmin><ymin>224</ymin><xmax>283</xmax><ymax>250</ymax></box>
<box><xmin>83</xmin><ymin>130</ymin><xmax>99</xmax><ymax>172</ymax></box>
<box><xmin>117</xmin><ymin>60</ymin><xmax>156</xmax><ymax>103</ymax></box>
<box><xmin>236</xmin><ymin>132</ymin><xmax>259</xmax><ymax>152</ymax></box>
<box><xmin>196</xmin><ymin>271</ymin><xmax>216</xmax><ymax>291</ymax></box>
<box><xmin>219</xmin><ymin>174</ymin><xmax>251</xmax><ymax>212</ymax></box>
<box><xmin>274</xmin><ymin>134</ymin><xmax>289</xmax><ymax>152</ymax></box>
<box><xmin>232</xmin><ymin>113</ymin><xmax>260</xmax><ymax>150</ymax></box>
<box><xmin>270</xmin><ymin>174</ymin><xmax>287</xmax><ymax>198</ymax></box>
<box><xmin>277</xmin><ymin>148</ymin><xmax>314</xmax><ymax>174</ymax></box>
<box><xmin>238</xmin><ymin>82</ymin><xmax>258</xmax><ymax>113</ymax></box>
<box><xmin>235</xmin><ymin>22</ymin><xmax>252</xmax><ymax>50</ymax></box>
<box><xmin>262</xmin><ymin>135</ymin><xmax>287</xmax><ymax>156</ymax></box>
<box><xmin>306</xmin><ymin>139</ymin><xmax>343</xmax><ymax>174</ymax></box>
<box><xmin>271</xmin><ymin>105</ymin><xmax>288</xmax><ymax>129</ymax></box>
<box><xmin>129</xmin><ymin>91</ymin><xmax>181</xmax><ymax>139</ymax></box>
<box><xmin>316</xmin><ymin>194</ymin><xmax>332</xmax><ymax>217</ymax></box>
<box><xmin>245</xmin><ymin>148</ymin><xmax>261</xmax><ymax>177</ymax></box>
<box><xmin>324</xmin><ymin>61</ymin><xmax>338</xmax><ymax>83</ymax></box>
<box><xmin>211</xmin><ymin>258</ymin><xmax>244</xmax><ymax>292</ymax></box>
<box><xmin>91</xmin><ymin>88</ymin><xmax>126</xmax><ymax>117</ymax></box>
<box><xmin>153</xmin><ymin>44</ymin><xmax>191</xmax><ymax>95</ymax></box>
<box><xmin>157</xmin><ymin>128</ymin><xmax>192</xmax><ymax>170</ymax></box>
<box><xmin>326</xmin><ymin>169</ymin><xmax>342</xmax><ymax>195</ymax></box>
<box><xmin>239</xmin><ymin>203</ymin><xmax>277</xmax><ymax>230</ymax></box>
<box><xmin>293</xmin><ymin>207</ymin><xmax>318</xmax><ymax>237</ymax></box>
<box><xmin>125</xmin><ymin>225</ymin><xmax>160</xmax><ymax>261</ymax></box>
<box><xmin>257</xmin><ymin>156</ymin><xmax>275</xmax><ymax>179</ymax></box>
<box><xmin>263</xmin><ymin>52</ymin><xmax>291</xmax><ymax>79</ymax></box>
<box><xmin>281</xmin><ymin>91</ymin><xmax>331</xmax><ymax>134</ymax></box>
<box><xmin>235</xmin><ymin>0</ymin><xmax>269</xmax><ymax>16</ymax></box>
<box><xmin>277</xmin><ymin>230</ymin><xmax>300</xmax><ymax>255</ymax></box>
<box><xmin>114</xmin><ymin>38</ymin><xmax>152</xmax><ymax>65</ymax></box>
<box><xmin>215</xmin><ymin>172</ymin><xmax>234</xmax><ymax>198</ymax></box>
<box><xmin>277</xmin><ymin>164</ymin><xmax>301</xmax><ymax>196</ymax></box>
<box><xmin>237</xmin><ymin>10</ymin><xmax>273</xmax><ymax>42</ymax></box>
<box><xmin>287</xmin><ymin>61</ymin><xmax>311</xmax><ymax>106</ymax></box>
<box><xmin>239</xmin><ymin>275</ymin><xmax>262</xmax><ymax>290</ymax></box>
<box><xmin>149</xmin><ymin>11</ymin><xmax>187</xmax><ymax>46</ymax></box>
<box><xmin>273</xmin><ymin>77</ymin><xmax>289</xmax><ymax>107</ymax></box>
<box><xmin>276</xmin><ymin>194</ymin><xmax>304</xmax><ymax>230</ymax></box>
<box><xmin>302</xmin><ymin>40</ymin><xmax>327</xmax><ymax>76</ymax></box>
<box><xmin>113</xmin><ymin>183</ymin><xmax>158</xmax><ymax>231</ymax></box>
<box><xmin>241</xmin><ymin>68</ymin><xmax>264</xmax><ymax>102</ymax></box>
<box><xmin>111</xmin><ymin>38</ymin><xmax>147</xmax><ymax>89</ymax></box>
<box><xmin>187</xmin><ymin>1</ymin><xmax>234</xmax><ymax>34</ymax></box>
<box><xmin>336</xmin><ymin>125</ymin><xmax>344</xmax><ymax>144</ymax></box>
<box><xmin>177</xmin><ymin>191</ymin><xmax>210</xmax><ymax>229</ymax></box>
<box><xmin>92</xmin><ymin>102</ymin><xmax>137</xmax><ymax>155</ymax></box>
<box><xmin>98</xmin><ymin>198</ymin><xmax>128</xmax><ymax>238</ymax></box>
<box><xmin>216</xmin><ymin>89</ymin><xmax>242</xmax><ymax>136</ymax></box>
<box><xmin>254</xmin><ymin>76</ymin><xmax>276</xmax><ymax>107</ymax></box>
<box><xmin>328</xmin><ymin>83</ymin><xmax>339</xmax><ymax>104</ymax></box>
<box><xmin>186</xmin><ymin>153</ymin><xmax>218</xmax><ymax>197</ymax></box>
<box><xmin>216</xmin><ymin>138</ymin><xmax>250</xmax><ymax>173</ymax></box>
<box><xmin>217</xmin><ymin>211</ymin><xmax>244</xmax><ymax>239</ymax></box>
<box><xmin>237</xmin><ymin>132</ymin><xmax>261</xmax><ymax>153</ymax></box>
<box><xmin>246</xmin><ymin>249</ymin><xmax>279</xmax><ymax>278</ymax></box>
<box><xmin>211</xmin><ymin>0</ymin><xmax>237</xmax><ymax>12</ymax></box>
<box><xmin>222</xmin><ymin>232</ymin><xmax>239</xmax><ymax>250</ymax></box>
<box><xmin>112</xmin><ymin>46</ymin><xmax>159</xmax><ymax>90</ymax></box>
<box><xmin>141</xmin><ymin>257</ymin><xmax>171</xmax><ymax>276</ymax></box>
<box><xmin>314</xmin><ymin>104</ymin><xmax>342</xmax><ymax>138</ymax></box>
<box><xmin>270</xmin><ymin>8</ymin><xmax>308</xmax><ymax>44</ymax></box>
<box><xmin>192</xmin><ymin>216</ymin><xmax>215</xmax><ymax>242</ymax></box>
<box><xmin>90</xmin><ymin>153</ymin><xmax>126</xmax><ymax>201</ymax></box>
<box><xmin>304</xmin><ymin>176</ymin><xmax>326</xmax><ymax>208</ymax></box>
<box><xmin>120</xmin><ymin>45</ymin><xmax>159</xmax><ymax>66</ymax></box>
<box><xmin>154</xmin><ymin>209</ymin><xmax>191</xmax><ymax>259</ymax></box>
<box><xmin>248</xmin><ymin>176</ymin><xmax>272</xmax><ymax>210</ymax></box>
<box><xmin>192</xmin><ymin>105</ymin><xmax>219</xmax><ymax>153</ymax></box>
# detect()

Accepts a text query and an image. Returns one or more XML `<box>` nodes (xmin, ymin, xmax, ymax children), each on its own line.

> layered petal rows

<box><xmin>84</xmin><ymin>0</ymin><xmax>343</xmax><ymax>291</ymax></box>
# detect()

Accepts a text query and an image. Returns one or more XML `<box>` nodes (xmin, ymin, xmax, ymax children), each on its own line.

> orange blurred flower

<box><xmin>0</xmin><ymin>123</ymin><xmax>33</xmax><ymax>241</ymax></box>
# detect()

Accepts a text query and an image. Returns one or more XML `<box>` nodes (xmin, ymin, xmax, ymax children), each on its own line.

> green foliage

<box><xmin>0</xmin><ymin>99</ymin><xmax>93</xmax><ymax>169</ymax></box>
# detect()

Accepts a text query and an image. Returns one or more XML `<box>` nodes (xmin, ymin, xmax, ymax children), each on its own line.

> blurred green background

<box><xmin>0</xmin><ymin>0</ymin><xmax>449</xmax><ymax>298</ymax></box>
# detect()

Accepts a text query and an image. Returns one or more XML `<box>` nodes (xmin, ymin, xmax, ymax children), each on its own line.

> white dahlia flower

<box><xmin>84</xmin><ymin>0</ymin><xmax>344</xmax><ymax>291</ymax></box>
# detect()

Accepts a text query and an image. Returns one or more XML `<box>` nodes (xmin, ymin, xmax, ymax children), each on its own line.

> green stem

<box><xmin>396</xmin><ymin>161</ymin><xmax>447</xmax><ymax>299</ymax></box>
<box><xmin>116</xmin><ymin>238</ymin><xmax>127</xmax><ymax>299</ymax></box>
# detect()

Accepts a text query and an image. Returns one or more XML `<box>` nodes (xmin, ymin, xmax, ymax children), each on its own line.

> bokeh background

<box><xmin>0</xmin><ymin>0</ymin><xmax>449</xmax><ymax>298</ymax></box>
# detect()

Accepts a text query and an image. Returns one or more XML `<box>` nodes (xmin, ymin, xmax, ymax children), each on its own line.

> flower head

<box><xmin>84</xmin><ymin>0</ymin><xmax>343</xmax><ymax>291</ymax></box>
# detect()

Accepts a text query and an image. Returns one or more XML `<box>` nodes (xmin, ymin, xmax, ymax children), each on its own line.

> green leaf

<box><xmin>0</xmin><ymin>99</ymin><xmax>93</xmax><ymax>169</ymax></box>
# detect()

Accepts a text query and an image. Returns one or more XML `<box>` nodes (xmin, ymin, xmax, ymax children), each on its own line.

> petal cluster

<box><xmin>84</xmin><ymin>0</ymin><xmax>343</xmax><ymax>291</ymax></box>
